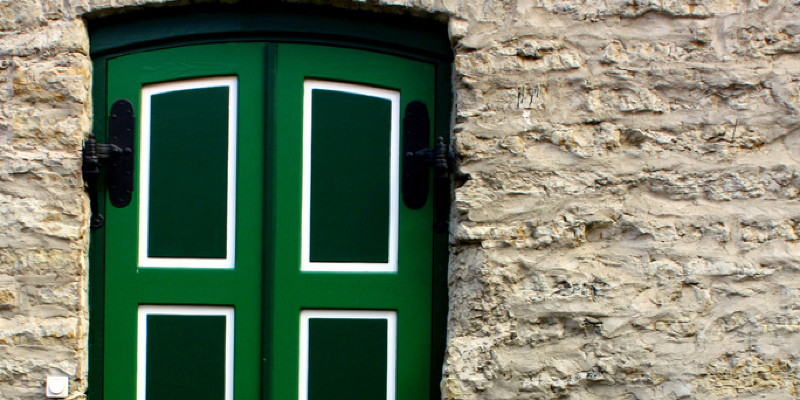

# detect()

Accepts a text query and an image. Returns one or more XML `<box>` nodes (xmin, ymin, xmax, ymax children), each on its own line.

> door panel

<box><xmin>138</xmin><ymin>306</ymin><xmax>234</xmax><ymax>400</ymax></box>
<box><xmin>103</xmin><ymin>42</ymin><xmax>435</xmax><ymax>400</ymax></box>
<box><xmin>141</xmin><ymin>78</ymin><xmax>236</xmax><ymax>265</ymax></box>
<box><xmin>104</xmin><ymin>43</ymin><xmax>264</xmax><ymax>400</ymax></box>
<box><xmin>272</xmin><ymin>44</ymin><xmax>435</xmax><ymax>400</ymax></box>
<box><xmin>305</xmin><ymin>82</ymin><xmax>395</xmax><ymax>267</ymax></box>
<box><xmin>299</xmin><ymin>310</ymin><xmax>396</xmax><ymax>400</ymax></box>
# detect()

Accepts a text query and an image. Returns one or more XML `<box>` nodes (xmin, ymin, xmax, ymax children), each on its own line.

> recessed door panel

<box><xmin>303</xmin><ymin>81</ymin><xmax>399</xmax><ymax>271</ymax></box>
<box><xmin>138</xmin><ymin>306</ymin><xmax>233</xmax><ymax>400</ymax></box>
<box><xmin>300</xmin><ymin>310</ymin><xmax>396</xmax><ymax>400</ymax></box>
<box><xmin>141</xmin><ymin>78</ymin><xmax>237</xmax><ymax>267</ymax></box>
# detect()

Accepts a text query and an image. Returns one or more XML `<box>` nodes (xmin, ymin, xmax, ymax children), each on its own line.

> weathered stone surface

<box><xmin>442</xmin><ymin>0</ymin><xmax>800</xmax><ymax>398</ymax></box>
<box><xmin>0</xmin><ymin>249</ymin><xmax>86</xmax><ymax>399</ymax></box>
<box><xmin>0</xmin><ymin>0</ymin><xmax>799</xmax><ymax>398</ymax></box>
<box><xmin>0</xmin><ymin>4</ymin><xmax>90</xmax><ymax>398</ymax></box>
<box><xmin>0</xmin><ymin>0</ymin><xmax>44</xmax><ymax>32</ymax></box>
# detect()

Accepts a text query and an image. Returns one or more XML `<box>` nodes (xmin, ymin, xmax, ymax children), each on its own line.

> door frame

<box><xmin>87</xmin><ymin>5</ymin><xmax>452</xmax><ymax>399</ymax></box>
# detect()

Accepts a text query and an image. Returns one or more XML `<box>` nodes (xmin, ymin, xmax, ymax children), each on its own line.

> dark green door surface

<box><xmin>102</xmin><ymin>43</ymin><xmax>435</xmax><ymax>400</ymax></box>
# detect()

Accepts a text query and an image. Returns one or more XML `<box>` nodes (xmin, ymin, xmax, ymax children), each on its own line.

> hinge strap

<box><xmin>82</xmin><ymin>99</ymin><xmax>135</xmax><ymax>229</ymax></box>
<box><xmin>401</xmin><ymin>101</ymin><xmax>454</xmax><ymax>233</ymax></box>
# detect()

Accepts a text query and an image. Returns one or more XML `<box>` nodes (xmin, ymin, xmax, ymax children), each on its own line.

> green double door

<box><xmin>101</xmin><ymin>43</ymin><xmax>435</xmax><ymax>400</ymax></box>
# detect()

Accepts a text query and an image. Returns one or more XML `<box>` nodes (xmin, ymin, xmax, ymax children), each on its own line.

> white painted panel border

<box><xmin>139</xmin><ymin>77</ymin><xmax>238</xmax><ymax>269</ymax></box>
<box><xmin>301</xmin><ymin>80</ymin><xmax>400</xmax><ymax>273</ymax></box>
<box><xmin>298</xmin><ymin>310</ymin><xmax>397</xmax><ymax>400</ymax></box>
<box><xmin>136</xmin><ymin>305</ymin><xmax>234</xmax><ymax>400</ymax></box>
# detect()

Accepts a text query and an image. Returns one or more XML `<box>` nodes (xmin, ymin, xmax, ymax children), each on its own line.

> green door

<box><xmin>101</xmin><ymin>42</ymin><xmax>436</xmax><ymax>400</ymax></box>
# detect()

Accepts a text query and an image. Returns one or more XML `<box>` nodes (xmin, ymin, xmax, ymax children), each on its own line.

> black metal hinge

<box><xmin>401</xmin><ymin>100</ymin><xmax>454</xmax><ymax>233</ymax></box>
<box><xmin>83</xmin><ymin>99</ymin><xmax>135</xmax><ymax>229</ymax></box>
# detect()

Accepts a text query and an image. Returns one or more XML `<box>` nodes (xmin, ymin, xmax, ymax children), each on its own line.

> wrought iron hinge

<box><xmin>83</xmin><ymin>99</ymin><xmax>135</xmax><ymax>229</ymax></box>
<box><xmin>402</xmin><ymin>101</ymin><xmax>455</xmax><ymax>233</ymax></box>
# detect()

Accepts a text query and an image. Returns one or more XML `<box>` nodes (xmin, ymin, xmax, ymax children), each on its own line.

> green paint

<box><xmin>272</xmin><ymin>44</ymin><xmax>435</xmax><ymax>400</ymax></box>
<box><xmin>88</xmin><ymin>54</ymin><xmax>108</xmax><ymax>400</ymax></box>
<box><xmin>310</xmin><ymin>89</ymin><xmax>391</xmax><ymax>263</ymax></box>
<box><xmin>96</xmin><ymin>33</ymin><xmax>447</xmax><ymax>400</ymax></box>
<box><xmin>146</xmin><ymin>314</ymin><xmax>227</xmax><ymax>400</ymax></box>
<box><xmin>261</xmin><ymin>42</ymin><xmax>279</xmax><ymax>400</ymax></box>
<box><xmin>148</xmin><ymin>87</ymin><xmax>229</xmax><ymax>259</ymax></box>
<box><xmin>103</xmin><ymin>43</ymin><xmax>264</xmax><ymax>400</ymax></box>
<box><xmin>308</xmin><ymin>318</ymin><xmax>388</xmax><ymax>400</ymax></box>
<box><xmin>88</xmin><ymin>7</ymin><xmax>451</xmax><ymax>62</ymax></box>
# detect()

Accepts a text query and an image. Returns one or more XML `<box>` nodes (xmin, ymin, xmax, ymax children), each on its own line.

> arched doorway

<box><xmin>87</xmin><ymin>6</ymin><xmax>452</xmax><ymax>400</ymax></box>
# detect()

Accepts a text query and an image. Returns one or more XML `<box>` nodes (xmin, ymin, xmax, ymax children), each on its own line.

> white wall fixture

<box><xmin>45</xmin><ymin>376</ymin><xmax>69</xmax><ymax>398</ymax></box>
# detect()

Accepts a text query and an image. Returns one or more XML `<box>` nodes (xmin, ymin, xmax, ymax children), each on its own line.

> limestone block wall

<box><xmin>443</xmin><ymin>1</ymin><xmax>800</xmax><ymax>399</ymax></box>
<box><xmin>0</xmin><ymin>0</ymin><xmax>798</xmax><ymax>399</ymax></box>
<box><xmin>0</xmin><ymin>5</ymin><xmax>90</xmax><ymax>399</ymax></box>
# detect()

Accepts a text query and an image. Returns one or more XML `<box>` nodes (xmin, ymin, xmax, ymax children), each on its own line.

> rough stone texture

<box><xmin>442</xmin><ymin>1</ymin><xmax>800</xmax><ymax>398</ymax></box>
<box><xmin>1</xmin><ymin>0</ymin><xmax>799</xmax><ymax>399</ymax></box>
<box><xmin>0</xmin><ymin>5</ymin><xmax>90</xmax><ymax>398</ymax></box>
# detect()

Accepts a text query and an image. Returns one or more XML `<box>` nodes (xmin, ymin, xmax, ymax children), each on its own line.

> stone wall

<box><xmin>0</xmin><ymin>0</ymin><xmax>799</xmax><ymax>399</ymax></box>
<box><xmin>444</xmin><ymin>1</ymin><xmax>800</xmax><ymax>399</ymax></box>
<box><xmin>0</xmin><ymin>5</ymin><xmax>90</xmax><ymax>399</ymax></box>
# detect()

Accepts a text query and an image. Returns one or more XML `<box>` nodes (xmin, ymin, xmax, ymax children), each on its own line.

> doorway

<box><xmin>88</xmin><ymin>8</ymin><xmax>451</xmax><ymax>400</ymax></box>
